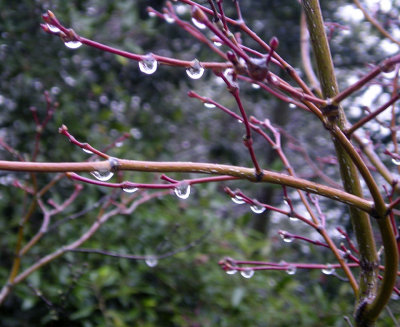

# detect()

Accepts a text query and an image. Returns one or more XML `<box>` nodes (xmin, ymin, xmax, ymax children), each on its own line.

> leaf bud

<box><xmin>191</xmin><ymin>6</ymin><xmax>208</xmax><ymax>24</ymax></box>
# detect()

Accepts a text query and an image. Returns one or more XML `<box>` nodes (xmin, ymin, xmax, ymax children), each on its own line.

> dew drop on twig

<box><xmin>122</xmin><ymin>186</ymin><xmax>138</xmax><ymax>193</ymax></box>
<box><xmin>174</xmin><ymin>182</ymin><xmax>191</xmax><ymax>199</ymax></box>
<box><xmin>321</xmin><ymin>264</ymin><xmax>335</xmax><ymax>275</ymax></box>
<box><xmin>226</xmin><ymin>268</ymin><xmax>237</xmax><ymax>275</ymax></box>
<box><xmin>191</xmin><ymin>17</ymin><xmax>206</xmax><ymax>29</ymax></box>
<box><xmin>139</xmin><ymin>54</ymin><xmax>158</xmax><ymax>75</ymax></box>
<box><xmin>82</xmin><ymin>148</ymin><xmax>93</xmax><ymax>154</ymax></box>
<box><xmin>250</xmin><ymin>205</ymin><xmax>266</xmax><ymax>214</ymax></box>
<box><xmin>204</xmin><ymin>102</ymin><xmax>216</xmax><ymax>109</ymax></box>
<box><xmin>392</xmin><ymin>158</ymin><xmax>400</xmax><ymax>166</ymax></box>
<box><xmin>186</xmin><ymin>59</ymin><xmax>204</xmax><ymax>79</ymax></box>
<box><xmin>240</xmin><ymin>269</ymin><xmax>255</xmax><ymax>279</ymax></box>
<box><xmin>164</xmin><ymin>13</ymin><xmax>175</xmax><ymax>24</ymax></box>
<box><xmin>286</xmin><ymin>265</ymin><xmax>297</xmax><ymax>275</ymax></box>
<box><xmin>251</xmin><ymin>83</ymin><xmax>260</xmax><ymax>89</ymax></box>
<box><xmin>90</xmin><ymin>170</ymin><xmax>114</xmax><ymax>181</ymax></box>
<box><xmin>64</xmin><ymin>40</ymin><xmax>82</xmax><ymax>49</ymax></box>
<box><xmin>280</xmin><ymin>232</ymin><xmax>294</xmax><ymax>243</ymax></box>
<box><xmin>47</xmin><ymin>24</ymin><xmax>60</xmax><ymax>33</ymax></box>
<box><xmin>145</xmin><ymin>256</ymin><xmax>158</xmax><ymax>267</ymax></box>
<box><xmin>231</xmin><ymin>195</ymin><xmax>245</xmax><ymax>204</ymax></box>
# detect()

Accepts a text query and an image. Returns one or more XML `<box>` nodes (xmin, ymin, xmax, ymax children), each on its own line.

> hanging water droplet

<box><xmin>145</xmin><ymin>256</ymin><xmax>158</xmax><ymax>267</ymax></box>
<box><xmin>64</xmin><ymin>40</ymin><xmax>83</xmax><ymax>49</ymax></box>
<box><xmin>139</xmin><ymin>54</ymin><xmax>158</xmax><ymax>75</ymax></box>
<box><xmin>213</xmin><ymin>41</ymin><xmax>222</xmax><ymax>47</ymax></box>
<box><xmin>226</xmin><ymin>268</ymin><xmax>237</xmax><ymax>275</ymax></box>
<box><xmin>392</xmin><ymin>158</ymin><xmax>400</xmax><ymax>166</ymax></box>
<box><xmin>321</xmin><ymin>264</ymin><xmax>335</xmax><ymax>275</ymax></box>
<box><xmin>174</xmin><ymin>182</ymin><xmax>191</xmax><ymax>199</ymax></box>
<box><xmin>122</xmin><ymin>186</ymin><xmax>139</xmax><ymax>193</ymax></box>
<box><xmin>289</xmin><ymin>215</ymin><xmax>299</xmax><ymax>222</ymax></box>
<box><xmin>191</xmin><ymin>17</ymin><xmax>206</xmax><ymax>29</ymax></box>
<box><xmin>148</xmin><ymin>11</ymin><xmax>156</xmax><ymax>18</ymax></box>
<box><xmin>186</xmin><ymin>59</ymin><xmax>204</xmax><ymax>79</ymax></box>
<box><xmin>250</xmin><ymin>205</ymin><xmax>266</xmax><ymax>214</ymax></box>
<box><xmin>164</xmin><ymin>13</ymin><xmax>175</xmax><ymax>24</ymax></box>
<box><xmin>223</xmin><ymin>68</ymin><xmax>234</xmax><ymax>83</ymax></box>
<box><xmin>90</xmin><ymin>170</ymin><xmax>114</xmax><ymax>181</ymax></box>
<box><xmin>289</xmin><ymin>103</ymin><xmax>296</xmax><ymax>109</ymax></box>
<box><xmin>237</xmin><ymin>119</ymin><xmax>243</xmax><ymax>124</ymax></box>
<box><xmin>286</xmin><ymin>265</ymin><xmax>297</xmax><ymax>275</ymax></box>
<box><xmin>270</xmin><ymin>74</ymin><xmax>279</xmax><ymax>84</ymax></box>
<box><xmin>280</xmin><ymin>232</ymin><xmax>294</xmax><ymax>243</ymax></box>
<box><xmin>108</xmin><ymin>157</ymin><xmax>120</xmax><ymax>172</ymax></box>
<box><xmin>204</xmin><ymin>102</ymin><xmax>216</xmax><ymax>109</ymax></box>
<box><xmin>240</xmin><ymin>269</ymin><xmax>254</xmax><ymax>279</ymax></box>
<box><xmin>231</xmin><ymin>195</ymin><xmax>245</xmax><ymax>204</ymax></box>
<box><xmin>82</xmin><ymin>148</ymin><xmax>93</xmax><ymax>154</ymax></box>
<box><xmin>46</xmin><ymin>24</ymin><xmax>60</xmax><ymax>33</ymax></box>
<box><xmin>251</xmin><ymin>83</ymin><xmax>260</xmax><ymax>89</ymax></box>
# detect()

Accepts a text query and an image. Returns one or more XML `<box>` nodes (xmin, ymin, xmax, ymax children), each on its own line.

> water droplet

<box><xmin>164</xmin><ymin>13</ymin><xmax>175</xmax><ymax>24</ymax></box>
<box><xmin>250</xmin><ymin>205</ymin><xmax>266</xmax><ymax>214</ymax></box>
<box><xmin>122</xmin><ymin>186</ymin><xmax>139</xmax><ymax>193</ymax></box>
<box><xmin>148</xmin><ymin>11</ymin><xmax>156</xmax><ymax>18</ymax></box>
<box><xmin>139</xmin><ymin>54</ymin><xmax>158</xmax><ymax>75</ymax></box>
<box><xmin>240</xmin><ymin>269</ymin><xmax>254</xmax><ymax>279</ymax></box>
<box><xmin>321</xmin><ymin>264</ymin><xmax>335</xmax><ymax>275</ymax></box>
<box><xmin>286</xmin><ymin>265</ymin><xmax>297</xmax><ymax>275</ymax></box>
<box><xmin>46</xmin><ymin>24</ymin><xmax>60</xmax><ymax>33</ymax></box>
<box><xmin>251</xmin><ymin>83</ymin><xmax>260</xmax><ymax>89</ymax></box>
<box><xmin>191</xmin><ymin>17</ymin><xmax>206</xmax><ymax>29</ymax></box>
<box><xmin>213</xmin><ymin>41</ymin><xmax>222</xmax><ymax>47</ymax></box>
<box><xmin>204</xmin><ymin>102</ymin><xmax>216</xmax><ymax>109</ymax></box>
<box><xmin>145</xmin><ymin>256</ymin><xmax>158</xmax><ymax>267</ymax></box>
<box><xmin>392</xmin><ymin>158</ymin><xmax>400</xmax><ymax>166</ymax></box>
<box><xmin>237</xmin><ymin>119</ymin><xmax>243</xmax><ymax>124</ymax></box>
<box><xmin>289</xmin><ymin>215</ymin><xmax>299</xmax><ymax>222</ymax></box>
<box><xmin>64</xmin><ymin>40</ymin><xmax>82</xmax><ymax>49</ymax></box>
<box><xmin>231</xmin><ymin>195</ymin><xmax>245</xmax><ymax>204</ymax></box>
<box><xmin>223</xmin><ymin>68</ymin><xmax>234</xmax><ymax>81</ymax></box>
<box><xmin>289</xmin><ymin>103</ymin><xmax>296</xmax><ymax>109</ymax></box>
<box><xmin>108</xmin><ymin>157</ymin><xmax>120</xmax><ymax>172</ymax></box>
<box><xmin>280</xmin><ymin>232</ymin><xmax>294</xmax><ymax>243</ymax></box>
<box><xmin>226</xmin><ymin>268</ymin><xmax>237</xmax><ymax>275</ymax></box>
<box><xmin>186</xmin><ymin>59</ymin><xmax>204</xmax><ymax>79</ymax></box>
<box><xmin>90</xmin><ymin>170</ymin><xmax>114</xmax><ymax>181</ymax></box>
<box><xmin>174</xmin><ymin>182</ymin><xmax>191</xmax><ymax>199</ymax></box>
<box><xmin>82</xmin><ymin>148</ymin><xmax>93</xmax><ymax>154</ymax></box>
<box><xmin>270</xmin><ymin>74</ymin><xmax>278</xmax><ymax>84</ymax></box>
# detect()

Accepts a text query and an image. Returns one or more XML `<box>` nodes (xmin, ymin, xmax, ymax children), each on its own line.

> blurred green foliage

<box><xmin>0</xmin><ymin>0</ymin><xmax>399</xmax><ymax>326</ymax></box>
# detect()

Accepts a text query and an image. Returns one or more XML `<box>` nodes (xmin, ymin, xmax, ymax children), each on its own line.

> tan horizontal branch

<box><xmin>0</xmin><ymin>159</ymin><xmax>374</xmax><ymax>213</ymax></box>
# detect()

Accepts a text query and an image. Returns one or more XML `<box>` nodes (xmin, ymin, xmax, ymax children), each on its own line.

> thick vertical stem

<box><xmin>301</xmin><ymin>1</ymin><xmax>397</xmax><ymax>325</ymax></box>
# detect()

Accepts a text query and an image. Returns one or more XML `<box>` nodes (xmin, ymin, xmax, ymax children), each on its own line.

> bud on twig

<box><xmin>191</xmin><ymin>6</ymin><xmax>209</xmax><ymax>25</ymax></box>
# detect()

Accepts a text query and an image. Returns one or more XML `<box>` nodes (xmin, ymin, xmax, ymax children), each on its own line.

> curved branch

<box><xmin>0</xmin><ymin>159</ymin><xmax>374</xmax><ymax>213</ymax></box>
